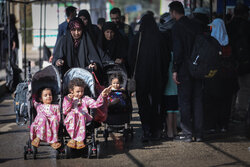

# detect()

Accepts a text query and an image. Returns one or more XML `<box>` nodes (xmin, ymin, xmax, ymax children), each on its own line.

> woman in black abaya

<box><xmin>52</xmin><ymin>17</ymin><xmax>109</xmax><ymax>79</ymax></box>
<box><xmin>100</xmin><ymin>22</ymin><xmax>127</xmax><ymax>65</ymax></box>
<box><xmin>128</xmin><ymin>14</ymin><xmax>169</xmax><ymax>142</ymax></box>
<box><xmin>78</xmin><ymin>10</ymin><xmax>101</xmax><ymax>46</ymax></box>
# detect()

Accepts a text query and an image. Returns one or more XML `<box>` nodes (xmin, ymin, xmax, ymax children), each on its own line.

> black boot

<box><xmin>141</xmin><ymin>126</ymin><xmax>151</xmax><ymax>143</ymax></box>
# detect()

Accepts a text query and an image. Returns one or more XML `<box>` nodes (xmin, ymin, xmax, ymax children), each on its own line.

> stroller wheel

<box><xmin>24</xmin><ymin>146</ymin><xmax>27</xmax><ymax>160</ymax></box>
<box><xmin>31</xmin><ymin>145</ymin><xmax>37</xmax><ymax>159</ymax></box>
<box><xmin>87</xmin><ymin>145</ymin><xmax>92</xmax><ymax>159</ymax></box>
<box><xmin>65</xmin><ymin>146</ymin><xmax>71</xmax><ymax>159</ymax></box>
<box><xmin>96</xmin><ymin>142</ymin><xmax>101</xmax><ymax>159</ymax></box>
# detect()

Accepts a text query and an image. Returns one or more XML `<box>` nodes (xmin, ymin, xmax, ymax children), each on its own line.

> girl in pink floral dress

<box><xmin>30</xmin><ymin>88</ymin><xmax>61</xmax><ymax>149</ymax></box>
<box><xmin>63</xmin><ymin>78</ymin><xmax>111</xmax><ymax>149</ymax></box>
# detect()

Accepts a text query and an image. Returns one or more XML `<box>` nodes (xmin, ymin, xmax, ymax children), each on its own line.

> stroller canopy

<box><xmin>31</xmin><ymin>65</ymin><xmax>61</xmax><ymax>95</ymax></box>
<box><xmin>63</xmin><ymin>68</ymin><xmax>96</xmax><ymax>97</ymax></box>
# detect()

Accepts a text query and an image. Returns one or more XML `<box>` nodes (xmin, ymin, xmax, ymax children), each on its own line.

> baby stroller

<box><xmin>62</xmin><ymin>67</ymin><xmax>106</xmax><ymax>159</ymax></box>
<box><xmin>102</xmin><ymin>62</ymin><xmax>133</xmax><ymax>143</ymax></box>
<box><xmin>23</xmin><ymin>65</ymin><xmax>61</xmax><ymax>160</ymax></box>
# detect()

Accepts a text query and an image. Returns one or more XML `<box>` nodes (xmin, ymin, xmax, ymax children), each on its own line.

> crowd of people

<box><xmin>2</xmin><ymin>1</ymin><xmax>250</xmax><ymax>145</ymax></box>
<box><xmin>50</xmin><ymin>2</ymin><xmax>250</xmax><ymax>143</ymax></box>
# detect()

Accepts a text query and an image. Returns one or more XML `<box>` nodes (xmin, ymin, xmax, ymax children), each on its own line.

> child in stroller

<box><xmin>30</xmin><ymin>87</ymin><xmax>61</xmax><ymax>150</ymax></box>
<box><xmin>108</xmin><ymin>73</ymin><xmax>126</xmax><ymax>107</ymax></box>
<box><xmin>63</xmin><ymin>78</ymin><xmax>111</xmax><ymax>149</ymax></box>
<box><xmin>24</xmin><ymin>65</ymin><xmax>62</xmax><ymax>160</ymax></box>
<box><xmin>102</xmin><ymin>63</ymin><xmax>133</xmax><ymax>142</ymax></box>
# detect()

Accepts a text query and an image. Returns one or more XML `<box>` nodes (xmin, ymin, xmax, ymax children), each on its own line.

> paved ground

<box><xmin>0</xmin><ymin>93</ymin><xmax>250</xmax><ymax>167</ymax></box>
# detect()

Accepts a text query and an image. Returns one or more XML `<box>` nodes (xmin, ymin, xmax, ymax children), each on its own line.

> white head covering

<box><xmin>209</xmin><ymin>18</ymin><xmax>229</xmax><ymax>46</ymax></box>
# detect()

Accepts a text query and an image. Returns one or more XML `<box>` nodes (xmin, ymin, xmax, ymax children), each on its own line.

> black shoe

<box><xmin>141</xmin><ymin>134</ymin><xmax>150</xmax><ymax>143</ymax></box>
<box><xmin>165</xmin><ymin>136</ymin><xmax>174</xmax><ymax>141</ymax></box>
<box><xmin>150</xmin><ymin>130</ymin><xmax>161</xmax><ymax>141</ymax></box>
<box><xmin>141</xmin><ymin>130</ymin><xmax>151</xmax><ymax>143</ymax></box>
<box><xmin>206</xmin><ymin>129</ymin><xmax>216</xmax><ymax>134</ymax></box>
<box><xmin>196</xmin><ymin>137</ymin><xmax>203</xmax><ymax>142</ymax></box>
<box><xmin>174</xmin><ymin>135</ymin><xmax>192</xmax><ymax>142</ymax></box>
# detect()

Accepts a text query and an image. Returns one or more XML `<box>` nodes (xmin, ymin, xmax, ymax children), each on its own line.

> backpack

<box><xmin>188</xmin><ymin>34</ymin><xmax>222</xmax><ymax>79</ymax></box>
<box><xmin>14</xmin><ymin>82</ymin><xmax>29</xmax><ymax>125</ymax></box>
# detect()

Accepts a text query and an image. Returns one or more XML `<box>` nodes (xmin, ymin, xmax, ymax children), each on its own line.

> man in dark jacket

<box><xmin>1</xmin><ymin>14</ymin><xmax>19</xmax><ymax>67</ymax></box>
<box><xmin>110</xmin><ymin>7</ymin><xmax>133</xmax><ymax>44</ymax></box>
<box><xmin>50</xmin><ymin>6</ymin><xmax>76</xmax><ymax>62</ymax></box>
<box><xmin>169</xmin><ymin>1</ymin><xmax>203</xmax><ymax>142</ymax></box>
<box><xmin>56</xmin><ymin>6</ymin><xmax>76</xmax><ymax>43</ymax></box>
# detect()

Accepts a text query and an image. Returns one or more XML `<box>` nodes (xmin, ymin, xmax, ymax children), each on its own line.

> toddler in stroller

<box><xmin>63</xmin><ymin>77</ymin><xmax>111</xmax><ymax>149</ymax></box>
<box><xmin>108</xmin><ymin>73</ymin><xmax>127</xmax><ymax>107</ymax></box>
<box><xmin>102</xmin><ymin>63</ymin><xmax>133</xmax><ymax>142</ymax></box>
<box><xmin>30</xmin><ymin>87</ymin><xmax>61</xmax><ymax>150</ymax></box>
<box><xmin>24</xmin><ymin>65</ymin><xmax>62</xmax><ymax>159</ymax></box>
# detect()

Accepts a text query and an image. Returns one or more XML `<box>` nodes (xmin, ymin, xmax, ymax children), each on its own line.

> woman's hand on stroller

<box><xmin>115</xmin><ymin>58</ymin><xmax>123</xmax><ymax>64</ymax></box>
<box><xmin>88</xmin><ymin>63</ymin><xmax>97</xmax><ymax>71</ymax></box>
<box><xmin>56</xmin><ymin>59</ymin><xmax>64</xmax><ymax>66</ymax></box>
<box><xmin>101</xmin><ymin>86</ymin><xmax>112</xmax><ymax>97</ymax></box>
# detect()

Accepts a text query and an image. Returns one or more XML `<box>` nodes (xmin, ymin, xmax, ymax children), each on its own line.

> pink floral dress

<box><xmin>63</xmin><ymin>95</ymin><xmax>104</xmax><ymax>142</ymax></box>
<box><xmin>30</xmin><ymin>100</ymin><xmax>60</xmax><ymax>143</ymax></box>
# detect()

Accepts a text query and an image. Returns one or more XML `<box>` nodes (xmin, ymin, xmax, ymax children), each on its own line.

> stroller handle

<box><xmin>28</xmin><ymin>61</ymin><xmax>32</xmax><ymax>80</ymax></box>
<box><xmin>89</xmin><ymin>60</ymin><xmax>95</xmax><ymax>73</ymax></box>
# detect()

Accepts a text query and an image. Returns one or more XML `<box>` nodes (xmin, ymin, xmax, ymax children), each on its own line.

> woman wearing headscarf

<box><xmin>128</xmin><ymin>14</ymin><xmax>169</xmax><ymax>142</ymax></box>
<box><xmin>159</xmin><ymin>13</ymin><xmax>178</xmax><ymax>140</ymax></box>
<box><xmin>78</xmin><ymin>10</ymin><xmax>101</xmax><ymax>46</ymax></box>
<box><xmin>52</xmin><ymin>17</ymin><xmax>110</xmax><ymax>78</ymax></box>
<box><xmin>100</xmin><ymin>21</ymin><xmax>127</xmax><ymax>64</ymax></box>
<box><xmin>204</xmin><ymin>18</ymin><xmax>238</xmax><ymax>133</ymax></box>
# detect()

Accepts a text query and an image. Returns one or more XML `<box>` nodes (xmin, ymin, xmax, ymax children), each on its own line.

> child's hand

<box><xmin>68</xmin><ymin>93</ymin><xmax>74</xmax><ymax>99</ymax></box>
<box><xmin>101</xmin><ymin>86</ymin><xmax>112</xmax><ymax>97</ymax></box>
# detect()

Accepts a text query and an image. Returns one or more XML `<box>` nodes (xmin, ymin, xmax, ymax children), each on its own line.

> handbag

<box><xmin>127</xmin><ymin>32</ymin><xmax>141</xmax><ymax>92</ymax></box>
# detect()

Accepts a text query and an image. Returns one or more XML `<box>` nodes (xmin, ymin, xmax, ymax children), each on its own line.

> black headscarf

<box><xmin>78</xmin><ymin>10</ymin><xmax>101</xmax><ymax>45</ymax></box>
<box><xmin>100</xmin><ymin>22</ymin><xmax>127</xmax><ymax>61</ymax></box>
<box><xmin>102</xmin><ymin>21</ymin><xmax>116</xmax><ymax>32</ymax></box>
<box><xmin>128</xmin><ymin>14</ymin><xmax>169</xmax><ymax>101</ymax></box>
<box><xmin>52</xmin><ymin>18</ymin><xmax>110</xmax><ymax>76</ymax></box>
<box><xmin>67</xmin><ymin>17</ymin><xmax>84</xmax><ymax>48</ymax></box>
<box><xmin>78</xmin><ymin>10</ymin><xmax>92</xmax><ymax>24</ymax></box>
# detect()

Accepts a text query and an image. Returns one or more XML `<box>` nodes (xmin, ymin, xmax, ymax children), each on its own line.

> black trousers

<box><xmin>203</xmin><ymin>78</ymin><xmax>236</xmax><ymax>130</ymax></box>
<box><xmin>204</xmin><ymin>94</ymin><xmax>233</xmax><ymax>130</ymax></box>
<box><xmin>178</xmin><ymin>75</ymin><xmax>203</xmax><ymax>137</ymax></box>
<box><xmin>136</xmin><ymin>91</ymin><xmax>161</xmax><ymax>134</ymax></box>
